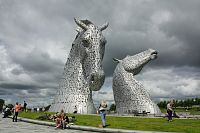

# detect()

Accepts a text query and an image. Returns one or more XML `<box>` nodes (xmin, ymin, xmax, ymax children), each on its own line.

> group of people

<box><xmin>54</xmin><ymin>109</ymin><xmax>70</xmax><ymax>129</ymax></box>
<box><xmin>2</xmin><ymin>101</ymin><xmax>27</xmax><ymax>122</ymax></box>
<box><xmin>3</xmin><ymin>101</ymin><xmax>27</xmax><ymax>122</ymax></box>
<box><xmin>2</xmin><ymin>105</ymin><xmax>12</xmax><ymax>118</ymax></box>
<box><xmin>97</xmin><ymin>99</ymin><xmax>175</xmax><ymax>126</ymax></box>
<box><xmin>2</xmin><ymin>99</ymin><xmax>175</xmax><ymax>129</ymax></box>
<box><xmin>2</xmin><ymin>99</ymin><xmax>175</xmax><ymax>130</ymax></box>
<box><xmin>53</xmin><ymin>100</ymin><xmax>108</xmax><ymax>129</ymax></box>
<box><xmin>98</xmin><ymin>100</ymin><xmax>175</xmax><ymax>126</ymax></box>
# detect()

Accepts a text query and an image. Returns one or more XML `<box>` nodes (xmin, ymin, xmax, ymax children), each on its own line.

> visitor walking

<box><xmin>23</xmin><ymin>101</ymin><xmax>27</xmax><ymax>112</ymax></box>
<box><xmin>73</xmin><ymin>106</ymin><xmax>77</xmax><ymax>114</ymax></box>
<box><xmin>167</xmin><ymin>100</ymin><xmax>173</xmax><ymax>122</ymax></box>
<box><xmin>98</xmin><ymin>100</ymin><xmax>107</xmax><ymax>127</ymax></box>
<box><xmin>13</xmin><ymin>102</ymin><xmax>21</xmax><ymax>122</ymax></box>
<box><xmin>2</xmin><ymin>104</ymin><xmax>6</xmax><ymax>113</ymax></box>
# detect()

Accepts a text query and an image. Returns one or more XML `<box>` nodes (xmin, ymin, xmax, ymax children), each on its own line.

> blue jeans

<box><xmin>13</xmin><ymin>112</ymin><xmax>18</xmax><ymax>122</ymax></box>
<box><xmin>167</xmin><ymin>110</ymin><xmax>172</xmax><ymax>121</ymax></box>
<box><xmin>99</xmin><ymin>111</ymin><xmax>106</xmax><ymax>126</ymax></box>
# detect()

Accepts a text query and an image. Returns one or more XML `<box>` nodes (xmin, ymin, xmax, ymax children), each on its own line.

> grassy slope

<box><xmin>19</xmin><ymin>112</ymin><xmax>200</xmax><ymax>133</ymax></box>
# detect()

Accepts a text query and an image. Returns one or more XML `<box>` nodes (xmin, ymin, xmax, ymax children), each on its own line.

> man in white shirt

<box><xmin>167</xmin><ymin>100</ymin><xmax>173</xmax><ymax>122</ymax></box>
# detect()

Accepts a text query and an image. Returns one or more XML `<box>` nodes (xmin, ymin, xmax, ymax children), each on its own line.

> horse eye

<box><xmin>101</xmin><ymin>40</ymin><xmax>106</xmax><ymax>45</ymax></box>
<box><xmin>82</xmin><ymin>39</ymin><xmax>90</xmax><ymax>47</ymax></box>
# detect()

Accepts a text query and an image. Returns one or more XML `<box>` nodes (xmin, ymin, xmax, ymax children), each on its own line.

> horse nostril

<box><xmin>91</xmin><ymin>75</ymin><xmax>95</xmax><ymax>82</ymax></box>
<box><xmin>151</xmin><ymin>51</ymin><xmax>158</xmax><ymax>55</ymax></box>
<box><xmin>89</xmin><ymin>71</ymin><xmax>105</xmax><ymax>91</ymax></box>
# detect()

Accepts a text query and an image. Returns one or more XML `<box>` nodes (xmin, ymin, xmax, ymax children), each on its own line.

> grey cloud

<box><xmin>0</xmin><ymin>83</ymin><xmax>37</xmax><ymax>90</ymax></box>
<box><xmin>11</xmin><ymin>68</ymin><xmax>24</xmax><ymax>75</ymax></box>
<box><xmin>136</xmin><ymin>67</ymin><xmax>200</xmax><ymax>101</ymax></box>
<box><xmin>102</xmin><ymin>0</ymin><xmax>200</xmax><ymax>76</ymax></box>
<box><xmin>0</xmin><ymin>88</ymin><xmax>13</xmax><ymax>95</ymax></box>
<box><xmin>27</xmin><ymin>88</ymin><xmax>56</xmax><ymax>96</ymax></box>
<box><xmin>11</xmin><ymin>50</ymin><xmax>63</xmax><ymax>73</ymax></box>
<box><xmin>158</xmin><ymin>2</ymin><xmax>200</xmax><ymax>67</ymax></box>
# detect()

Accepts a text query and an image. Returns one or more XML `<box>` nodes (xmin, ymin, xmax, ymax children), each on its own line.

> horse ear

<box><xmin>74</xmin><ymin>18</ymin><xmax>88</xmax><ymax>30</ymax></box>
<box><xmin>113</xmin><ymin>58</ymin><xmax>120</xmax><ymax>63</ymax></box>
<box><xmin>76</xmin><ymin>27</ymin><xmax>82</xmax><ymax>33</ymax></box>
<box><xmin>100</xmin><ymin>22</ymin><xmax>109</xmax><ymax>31</ymax></box>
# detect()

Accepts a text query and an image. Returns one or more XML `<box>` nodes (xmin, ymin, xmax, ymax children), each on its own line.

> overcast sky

<box><xmin>0</xmin><ymin>0</ymin><xmax>200</xmax><ymax>107</ymax></box>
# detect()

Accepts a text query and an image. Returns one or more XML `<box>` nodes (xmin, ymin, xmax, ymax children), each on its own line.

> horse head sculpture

<box><xmin>114</xmin><ymin>48</ymin><xmax>158</xmax><ymax>75</ymax></box>
<box><xmin>113</xmin><ymin>49</ymin><xmax>161</xmax><ymax>114</ymax></box>
<box><xmin>49</xmin><ymin>18</ymin><xmax>108</xmax><ymax>114</ymax></box>
<box><xmin>74</xmin><ymin>18</ymin><xmax>108</xmax><ymax>91</ymax></box>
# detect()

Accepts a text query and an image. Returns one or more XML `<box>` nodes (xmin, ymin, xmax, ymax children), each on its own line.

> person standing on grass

<box><xmin>73</xmin><ymin>105</ymin><xmax>77</xmax><ymax>114</ymax></box>
<box><xmin>12</xmin><ymin>102</ymin><xmax>21</xmax><ymax>122</ymax></box>
<box><xmin>99</xmin><ymin>100</ymin><xmax>107</xmax><ymax>128</ymax></box>
<box><xmin>2</xmin><ymin>103</ymin><xmax>6</xmax><ymax>113</ymax></box>
<box><xmin>167</xmin><ymin>100</ymin><xmax>173</xmax><ymax>122</ymax></box>
<box><xmin>23</xmin><ymin>101</ymin><xmax>27</xmax><ymax>112</ymax></box>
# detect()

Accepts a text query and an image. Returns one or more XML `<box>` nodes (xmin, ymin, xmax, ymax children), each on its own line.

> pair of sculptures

<box><xmin>49</xmin><ymin>19</ymin><xmax>161</xmax><ymax>114</ymax></box>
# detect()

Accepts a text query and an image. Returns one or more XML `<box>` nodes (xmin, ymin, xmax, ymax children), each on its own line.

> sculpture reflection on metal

<box><xmin>49</xmin><ymin>18</ymin><xmax>108</xmax><ymax>114</ymax></box>
<box><xmin>113</xmin><ymin>49</ymin><xmax>161</xmax><ymax>114</ymax></box>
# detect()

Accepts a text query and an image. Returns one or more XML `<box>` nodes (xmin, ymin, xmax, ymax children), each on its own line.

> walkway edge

<box><xmin>14</xmin><ymin>117</ymin><xmax>176</xmax><ymax>133</ymax></box>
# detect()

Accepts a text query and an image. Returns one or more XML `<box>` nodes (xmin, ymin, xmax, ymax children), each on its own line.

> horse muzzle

<box><xmin>150</xmin><ymin>51</ymin><xmax>158</xmax><ymax>60</ymax></box>
<box><xmin>89</xmin><ymin>70</ymin><xmax>105</xmax><ymax>91</ymax></box>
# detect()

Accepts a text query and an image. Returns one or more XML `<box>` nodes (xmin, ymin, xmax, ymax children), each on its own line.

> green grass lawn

<box><xmin>160</xmin><ymin>107</ymin><xmax>200</xmax><ymax>115</ymax></box>
<box><xmin>19</xmin><ymin>112</ymin><xmax>200</xmax><ymax>133</ymax></box>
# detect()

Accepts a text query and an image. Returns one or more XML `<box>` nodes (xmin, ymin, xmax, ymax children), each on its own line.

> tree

<box><xmin>0</xmin><ymin>99</ymin><xmax>5</xmax><ymax>112</ymax></box>
<box><xmin>157</xmin><ymin>100</ymin><xmax>167</xmax><ymax>108</ymax></box>
<box><xmin>45</xmin><ymin>105</ymin><xmax>51</xmax><ymax>111</ymax></box>
<box><xmin>109</xmin><ymin>104</ymin><xmax>116</xmax><ymax>111</ymax></box>
<box><xmin>0</xmin><ymin>99</ymin><xmax>4</xmax><ymax>105</ymax></box>
<box><xmin>7</xmin><ymin>104</ymin><xmax>14</xmax><ymax>109</ymax></box>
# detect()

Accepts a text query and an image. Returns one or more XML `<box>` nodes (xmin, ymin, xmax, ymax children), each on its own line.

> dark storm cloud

<box><xmin>11</xmin><ymin>50</ymin><xmax>63</xmax><ymax>73</ymax></box>
<box><xmin>157</xmin><ymin>1</ymin><xmax>200</xmax><ymax>67</ymax></box>
<box><xmin>0</xmin><ymin>88</ymin><xmax>13</xmax><ymax>95</ymax></box>
<box><xmin>0</xmin><ymin>83</ymin><xmax>36</xmax><ymax>90</ymax></box>
<box><xmin>100</xmin><ymin>0</ymin><xmax>200</xmax><ymax>76</ymax></box>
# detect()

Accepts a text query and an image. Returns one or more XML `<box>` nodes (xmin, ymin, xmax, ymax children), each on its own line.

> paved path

<box><xmin>0</xmin><ymin>117</ymin><xmax>95</xmax><ymax>133</ymax></box>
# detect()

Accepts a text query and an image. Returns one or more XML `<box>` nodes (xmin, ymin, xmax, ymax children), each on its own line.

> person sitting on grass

<box><xmin>55</xmin><ymin>113</ymin><xmax>62</xmax><ymax>129</ymax></box>
<box><xmin>3</xmin><ymin>106</ymin><xmax>11</xmax><ymax>118</ymax></box>
<box><xmin>62</xmin><ymin>114</ymin><xmax>70</xmax><ymax>129</ymax></box>
<box><xmin>55</xmin><ymin>109</ymin><xmax>67</xmax><ymax>129</ymax></box>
